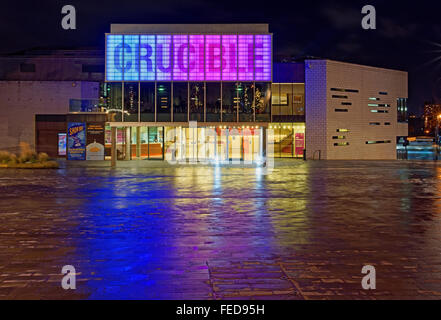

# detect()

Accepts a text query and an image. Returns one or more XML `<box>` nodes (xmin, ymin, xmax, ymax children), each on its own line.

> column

<box><xmin>111</xmin><ymin>127</ymin><xmax>116</xmax><ymax>167</ymax></box>
<box><xmin>136</xmin><ymin>126</ymin><xmax>141</xmax><ymax>158</ymax></box>
<box><xmin>125</xmin><ymin>127</ymin><xmax>131</xmax><ymax>160</ymax></box>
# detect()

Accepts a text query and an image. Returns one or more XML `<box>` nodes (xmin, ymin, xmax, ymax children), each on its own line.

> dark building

<box><xmin>408</xmin><ymin>115</ymin><xmax>425</xmax><ymax>137</ymax></box>
<box><xmin>423</xmin><ymin>102</ymin><xmax>441</xmax><ymax>136</ymax></box>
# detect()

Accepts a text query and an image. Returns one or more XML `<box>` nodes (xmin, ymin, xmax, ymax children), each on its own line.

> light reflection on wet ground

<box><xmin>1</xmin><ymin>160</ymin><xmax>441</xmax><ymax>299</ymax></box>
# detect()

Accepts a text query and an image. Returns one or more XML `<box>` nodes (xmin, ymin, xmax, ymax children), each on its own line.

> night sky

<box><xmin>0</xmin><ymin>0</ymin><xmax>440</xmax><ymax>115</ymax></box>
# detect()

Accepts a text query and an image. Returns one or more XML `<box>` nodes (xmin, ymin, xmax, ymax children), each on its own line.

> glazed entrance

<box><xmin>105</xmin><ymin>126</ymin><xmax>264</xmax><ymax>163</ymax></box>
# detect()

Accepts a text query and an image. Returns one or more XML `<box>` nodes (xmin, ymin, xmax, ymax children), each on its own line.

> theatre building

<box><xmin>0</xmin><ymin>24</ymin><xmax>408</xmax><ymax>162</ymax></box>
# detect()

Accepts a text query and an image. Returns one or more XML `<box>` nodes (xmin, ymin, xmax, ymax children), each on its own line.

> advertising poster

<box><xmin>67</xmin><ymin>122</ymin><xmax>86</xmax><ymax>160</ymax></box>
<box><xmin>86</xmin><ymin>122</ymin><xmax>105</xmax><ymax>160</ymax></box>
<box><xmin>295</xmin><ymin>133</ymin><xmax>305</xmax><ymax>157</ymax></box>
<box><xmin>58</xmin><ymin>133</ymin><xmax>67</xmax><ymax>156</ymax></box>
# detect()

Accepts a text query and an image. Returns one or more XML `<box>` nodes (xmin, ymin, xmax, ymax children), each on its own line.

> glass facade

<box><xmin>102</xmin><ymin>81</ymin><xmax>306</xmax><ymax>160</ymax></box>
<box><xmin>105</xmin><ymin>81</ymin><xmax>273</xmax><ymax>123</ymax></box>
<box><xmin>164</xmin><ymin>126</ymin><xmax>264</xmax><ymax>162</ymax></box>
<box><xmin>103</xmin><ymin>82</ymin><xmax>307</xmax><ymax>125</ymax></box>
<box><xmin>268</xmin><ymin>123</ymin><xmax>305</xmax><ymax>158</ymax></box>
<box><xmin>271</xmin><ymin>83</ymin><xmax>305</xmax><ymax>122</ymax></box>
<box><xmin>106</xmin><ymin>125</ymin><xmax>265</xmax><ymax>162</ymax></box>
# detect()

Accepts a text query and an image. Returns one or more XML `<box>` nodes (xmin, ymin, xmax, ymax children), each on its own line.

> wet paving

<box><xmin>1</xmin><ymin>160</ymin><xmax>441</xmax><ymax>300</ymax></box>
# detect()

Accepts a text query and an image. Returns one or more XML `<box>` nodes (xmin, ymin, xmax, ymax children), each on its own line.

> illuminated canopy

<box><xmin>105</xmin><ymin>34</ymin><xmax>272</xmax><ymax>82</ymax></box>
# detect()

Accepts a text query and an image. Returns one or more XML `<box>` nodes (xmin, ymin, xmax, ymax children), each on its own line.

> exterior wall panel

<box><xmin>305</xmin><ymin>59</ymin><xmax>408</xmax><ymax>160</ymax></box>
<box><xmin>305</xmin><ymin>60</ymin><xmax>328</xmax><ymax>159</ymax></box>
<box><xmin>0</xmin><ymin>81</ymin><xmax>99</xmax><ymax>153</ymax></box>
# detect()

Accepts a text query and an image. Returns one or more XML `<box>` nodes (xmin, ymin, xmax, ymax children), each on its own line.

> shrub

<box><xmin>18</xmin><ymin>142</ymin><xmax>37</xmax><ymax>163</ymax></box>
<box><xmin>0</xmin><ymin>143</ymin><xmax>58</xmax><ymax>168</ymax></box>
<box><xmin>7</xmin><ymin>154</ymin><xmax>18</xmax><ymax>165</ymax></box>
<box><xmin>0</xmin><ymin>151</ymin><xmax>11</xmax><ymax>163</ymax></box>
<box><xmin>37</xmin><ymin>152</ymin><xmax>49</xmax><ymax>163</ymax></box>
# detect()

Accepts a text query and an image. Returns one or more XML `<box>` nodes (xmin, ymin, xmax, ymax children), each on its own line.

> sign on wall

<box><xmin>86</xmin><ymin>122</ymin><xmax>105</xmax><ymax>160</ymax></box>
<box><xmin>106</xmin><ymin>34</ymin><xmax>272</xmax><ymax>82</ymax></box>
<box><xmin>295</xmin><ymin>133</ymin><xmax>305</xmax><ymax>157</ymax></box>
<box><xmin>67</xmin><ymin>122</ymin><xmax>86</xmax><ymax>160</ymax></box>
<box><xmin>58</xmin><ymin>133</ymin><xmax>67</xmax><ymax>156</ymax></box>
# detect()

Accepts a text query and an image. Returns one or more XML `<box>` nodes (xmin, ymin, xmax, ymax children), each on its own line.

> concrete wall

<box><xmin>0</xmin><ymin>81</ymin><xmax>100</xmax><ymax>152</ymax></box>
<box><xmin>0</xmin><ymin>50</ymin><xmax>104</xmax><ymax>82</ymax></box>
<box><xmin>305</xmin><ymin>60</ymin><xmax>408</xmax><ymax>160</ymax></box>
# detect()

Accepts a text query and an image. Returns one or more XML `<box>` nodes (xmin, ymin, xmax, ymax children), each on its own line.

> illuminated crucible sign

<box><xmin>106</xmin><ymin>34</ymin><xmax>272</xmax><ymax>82</ymax></box>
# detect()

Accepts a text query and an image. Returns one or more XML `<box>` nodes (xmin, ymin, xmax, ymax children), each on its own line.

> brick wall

<box><xmin>305</xmin><ymin>60</ymin><xmax>327</xmax><ymax>159</ymax></box>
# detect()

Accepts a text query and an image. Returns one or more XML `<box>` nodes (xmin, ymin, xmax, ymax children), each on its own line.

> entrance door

<box><xmin>228</xmin><ymin>129</ymin><xmax>242</xmax><ymax>161</ymax></box>
<box><xmin>148</xmin><ymin>127</ymin><xmax>164</xmax><ymax>159</ymax></box>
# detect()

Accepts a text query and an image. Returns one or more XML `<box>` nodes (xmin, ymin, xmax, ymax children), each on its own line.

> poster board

<box><xmin>86</xmin><ymin>122</ymin><xmax>105</xmax><ymax>160</ymax></box>
<box><xmin>67</xmin><ymin>122</ymin><xmax>86</xmax><ymax>160</ymax></box>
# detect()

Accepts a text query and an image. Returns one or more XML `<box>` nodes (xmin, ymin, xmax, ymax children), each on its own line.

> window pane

<box><xmin>173</xmin><ymin>83</ymin><xmax>188</xmax><ymax>122</ymax></box>
<box><xmin>293</xmin><ymin>84</ymin><xmax>305</xmax><ymax>116</ymax></box>
<box><xmin>107</xmin><ymin>83</ymin><xmax>122</xmax><ymax>122</ymax></box>
<box><xmin>293</xmin><ymin>123</ymin><xmax>305</xmax><ymax>158</ymax></box>
<box><xmin>255</xmin><ymin>82</ymin><xmax>271</xmax><ymax>122</ymax></box>
<box><xmin>222</xmin><ymin>82</ymin><xmax>237</xmax><ymax>122</ymax></box>
<box><xmin>157</xmin><ymin>83</ymin><xmax>171</xmax><ymax>122</ymax></box>
<box><xmin>279</xmin><ymin>124</ymin><xmax>293</xmax><ymax>158</ymax></box>
<box><xmin>123</xmin><ymin>83</ymin><xmax>138</xmax><ymax>122</ymax></box>
<box><xmin>140</xmin><ymin>127</ymin><xmax>148</xmax><ymax>158</ymax></box>
<box><xmin>206</xmin><ymin>83</ymin><xmax>221</xmax><ymax>122</ymax></box>
<box><xmin>189</xmin><ymin>82</ymin><xmax>204</xmax><ymax>121</ymax></box>
<box><xmin>271</xmin><ymin>83</ymin><xmax>281</xmax><ymax>120</ymax></box>
<box><xmin>140</xmin><ymin>83</ymin><xmax>155</xmax><ymax>122</ymax></box>
<box><xmin>238</xmin><ymin>82</ymin><xmax>254</xmax><ymax>122</ymax></box>
<box><xmin>148</xmin><ymin>127</ymin><xmax>164</xmax><ymax>159</ymax></box>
